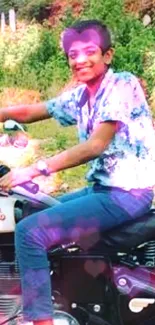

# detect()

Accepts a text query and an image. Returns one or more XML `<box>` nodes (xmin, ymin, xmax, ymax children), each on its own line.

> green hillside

<box><xmin>0</xmin><ymin>0</ymin><xmax>155</xmax><ymax>192</ymax></box>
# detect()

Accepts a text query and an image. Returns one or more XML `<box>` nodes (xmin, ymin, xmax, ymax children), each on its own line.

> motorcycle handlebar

<box><xmin>18</xmin><ymin>181</ymin><xmax>39</xmax><ymax>194</ymax></box>
<box><xmin>0</xmin><ymin>165</ymin><xmax>39</xmax><ymax>195</ymax></box>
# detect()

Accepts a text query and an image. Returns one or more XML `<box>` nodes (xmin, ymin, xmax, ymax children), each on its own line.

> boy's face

<box><xmin>68</xmin><ymin>40</ymin><xmax>113</xmax><ymax>83</ymax></box>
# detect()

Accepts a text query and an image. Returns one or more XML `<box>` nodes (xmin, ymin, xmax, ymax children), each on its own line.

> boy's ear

<box><xmin>103</xmin><ymin>48</ymin><xmax>115</xmax><ymax>65</ymax></box>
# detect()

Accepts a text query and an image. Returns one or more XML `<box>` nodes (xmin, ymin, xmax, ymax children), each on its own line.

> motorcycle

<box><xmin>0</xmin><ymin>120</ymin><xmax>155</xmax><ymax>325</ymax></box>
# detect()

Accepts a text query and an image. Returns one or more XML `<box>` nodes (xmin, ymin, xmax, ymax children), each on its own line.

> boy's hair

<box><xmin>61</xmin><ymin>19</ymin><xmax>112</xmax><ymax>55</ymax></box>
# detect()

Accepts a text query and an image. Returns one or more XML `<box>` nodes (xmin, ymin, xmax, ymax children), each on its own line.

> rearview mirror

<box><xmin>3</xmin><ymin>120</ymin><xmax>27</xmax><ymax>133</ymax></box>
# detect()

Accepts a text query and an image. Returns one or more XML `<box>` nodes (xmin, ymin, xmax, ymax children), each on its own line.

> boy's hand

<box><xmin>0</xmin><ymin>166</ymin><xmax>36</xmax><ymax>191</ymax></box>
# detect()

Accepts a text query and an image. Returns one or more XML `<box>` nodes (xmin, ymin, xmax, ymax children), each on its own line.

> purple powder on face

<box><xmin>61</xmin><ymin>28</ymin><xmax>103</xmax><ymax>54</ymax></box>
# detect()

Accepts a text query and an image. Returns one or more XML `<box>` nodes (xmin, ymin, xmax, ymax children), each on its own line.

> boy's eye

<box><xmin>68</xmin><ymin>48</ymin><xmax>97</xmax><ymax>60</ymax></box>
<box><xmin>68</xmin><ymin>52</ymin><xmax>78</xmax><ymax>60</ymax></box>
<box><xmin>85</xmin><ymin>49</ymin><xmax>96</xmax><ymax>56</ymax></box>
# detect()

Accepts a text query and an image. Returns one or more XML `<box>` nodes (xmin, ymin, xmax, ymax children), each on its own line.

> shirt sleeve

<box><xmin>97</xmin><ymin>72</ymin><xmax>151</xmax><ymax>125</ymax></box>
<box><xmin>45</xmin><ymin>89</ymin><xmax>78</xmax><ymax>127</ymax></box>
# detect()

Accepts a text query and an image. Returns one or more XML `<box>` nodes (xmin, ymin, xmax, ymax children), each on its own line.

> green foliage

<box><xmin>0</xmin><ymin>0</ymin><xmax>155</xmax><ymax>98</ymax></box>
<box><xmin>81</xmin><ymin>0</ymin><xmax>155</xmax><ymax>93</ymax></box>
<box><xmin>0</xmin><ymin>0</ymin><xmax>18</xmax><ymax>13</ymax></box>
<box><xmin>0</xmin><ymin>24</ymin><xmax>69</xmax><ymax>95</ymax></box>
<box><xmin>0</xmin><ymin>0</ymin><xmax>51</xmax><ymax>19</ymax></box>
<box><xmin>144</xmin><ymin>50</ymin><xmax>155</xmax><ymax>94</ymax></box>
<box><xmin>17</xmin><ymin>0</ymin><xmax>52</xmax><ymax>21</ymax></box>
<box><xmin>1</xmin><ymin>0</ymin><xmax>155</xmax><ymax>191</ymax></box>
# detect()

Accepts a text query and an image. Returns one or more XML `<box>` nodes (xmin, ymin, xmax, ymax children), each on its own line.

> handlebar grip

<box><xmin>18</xmin><ymin>181</ymin><xmax>39</xmax><ymax>194</ymax></box>
<box><xmin>0</xmin><ymin>165</ymin><xmax>10</xmax><ymax>176</ymax></box>
<box><xmin>0</xmin><ymin>165</ymin><xmax>39</xmax><ymax>194</ymax></box>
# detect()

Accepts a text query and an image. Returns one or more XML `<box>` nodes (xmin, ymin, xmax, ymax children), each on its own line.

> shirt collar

<box><xmin>78</xmin><ymin>68</ymin><xmax>114</xmax><ymax>108</ymax></box>
<box><xmin>95</xmin><ymin>68</ymin><xmax>114</xmax><ymax>99</ymax></box>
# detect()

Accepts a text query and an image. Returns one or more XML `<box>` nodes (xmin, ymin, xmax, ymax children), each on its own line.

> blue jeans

<box><xmin>15</xmin><ymin>185</ymin><xmax>153</xmax><ymax>321</ymax></box>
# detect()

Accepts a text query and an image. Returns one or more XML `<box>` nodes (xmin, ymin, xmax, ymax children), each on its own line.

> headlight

<box><xmin>54</xmin><ymin>310</ymin><xmax>80</xmax><ymax>325</ymax></box>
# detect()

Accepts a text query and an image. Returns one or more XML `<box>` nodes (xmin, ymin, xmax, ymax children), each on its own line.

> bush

<box><xmin>0</xmin><ymin>0</ymin><xmax>19</xmax><ymax>13</ymax></box>
<box><xmin>17</xmin><ymin>0</ymin><xmax>51</xmax><ymax>21</ymax></box>
<box><xmin>0</xmin><ymin>0</ymin><xmax>155</xmax><ymax>100</ymax></box>
<box><xmin>0</xmin><ymin>0</ymin><xmax>51</xmax><ymax>20</ymax></box>
<box><xmin>0</xmin><ymin>24</ymin><xmax>70</xmax><ymax>97</ymax></box>
<box><xmin>80</xmin><ymin>0</ymin><xmax>155</xmax><ymax>94</ymax></box>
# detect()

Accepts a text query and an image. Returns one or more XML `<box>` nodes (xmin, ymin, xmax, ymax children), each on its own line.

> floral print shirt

<box><xmin>46</xmin><ymin>68</ymin><xmax>155</xmax><ymax>190</ymax></box>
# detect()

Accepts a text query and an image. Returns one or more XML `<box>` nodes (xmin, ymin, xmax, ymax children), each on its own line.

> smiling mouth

<box><xmin>76</xmin><ymin>67</ymin><xmax>92</xmax><ymax>72</ymax></box>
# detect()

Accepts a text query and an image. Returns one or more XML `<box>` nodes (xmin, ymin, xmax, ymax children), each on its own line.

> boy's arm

<box><xmin>0</xmin><ymin>103</ymin><xmax>49</xmax><ymax>123</ymax></box>
<box><xmin>0</xmin><ymin>87</ymin><xmax>78</xmax><ymax>125</ymax></box>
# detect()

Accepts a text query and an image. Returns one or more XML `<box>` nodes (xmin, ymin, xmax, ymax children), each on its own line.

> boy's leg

<box><xmin>15</xmin><ymin>188</ymin><xmax>153</xmax><ymax>321</ymax></box>
<box><xmin>57</xmin><ymin>186</ymin><xmax>92</xmax><ymax>203</ymax></box>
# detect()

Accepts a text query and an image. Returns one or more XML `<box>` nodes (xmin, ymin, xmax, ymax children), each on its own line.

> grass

<box><xmin>0</xmin><ymin>80</ymin><xmax>88</xmax><ymax>194</ymax></box>
<box><xmin>27</xmin><ymin>119</ymin><xmax>88</xmax><ymax>192</ymax></box>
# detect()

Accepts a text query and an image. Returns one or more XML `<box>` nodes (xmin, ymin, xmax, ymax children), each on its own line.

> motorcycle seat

<box><xmin>49</xmin><ymin>207</ymin><xmax>155</xmax><ymax>257</ymax></box>
<box><xmin>94</xmin><ymin>207</ymin><xmax>155</xmax><ymax>252</ymax></box>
